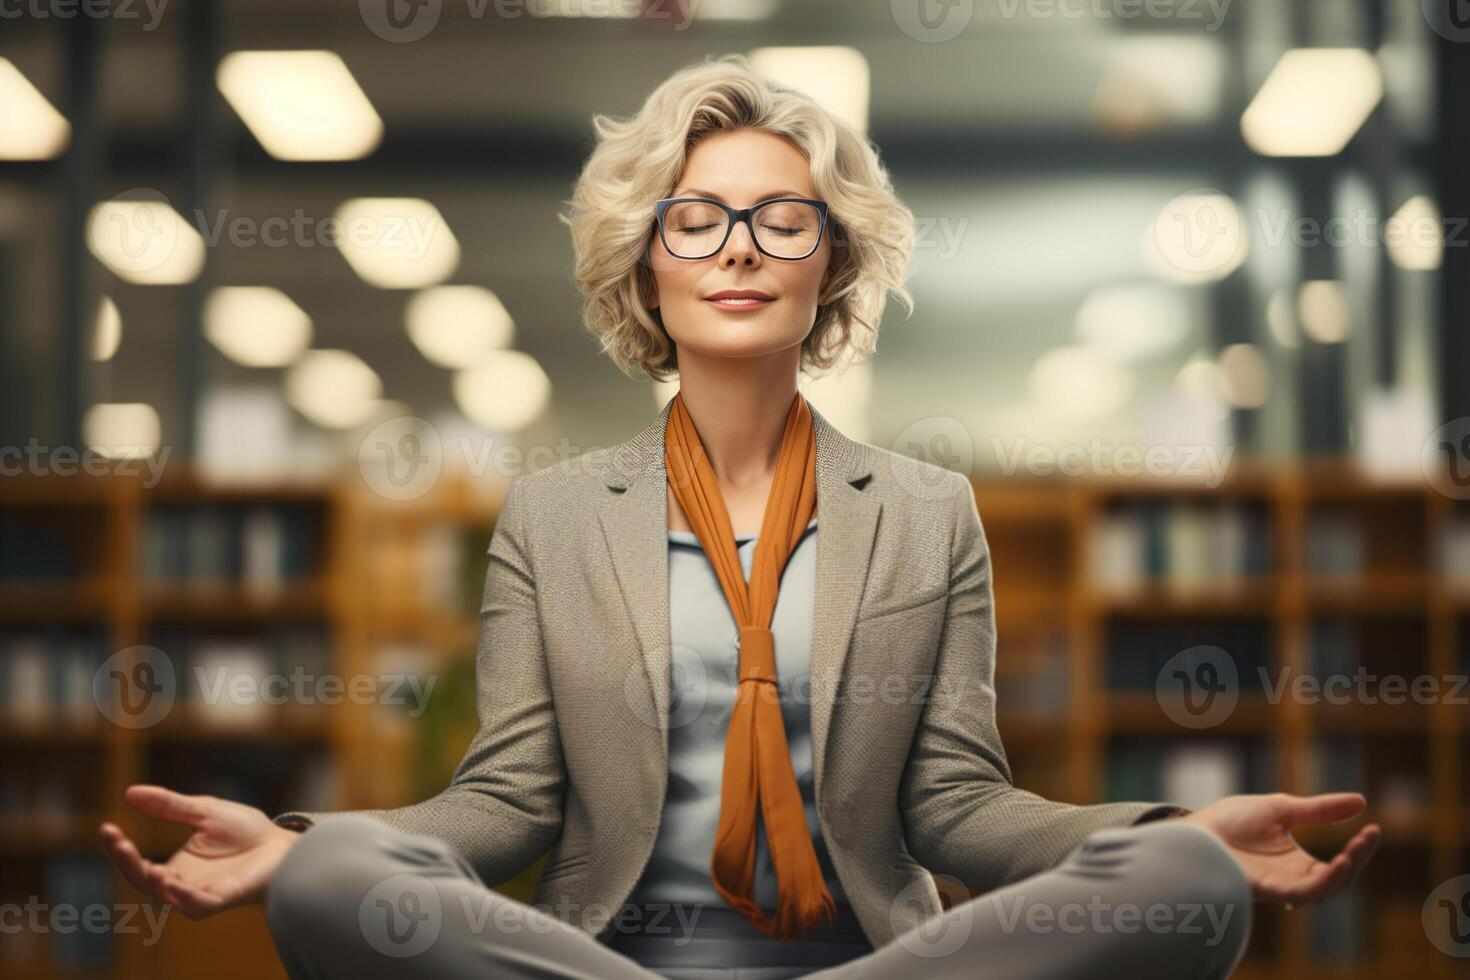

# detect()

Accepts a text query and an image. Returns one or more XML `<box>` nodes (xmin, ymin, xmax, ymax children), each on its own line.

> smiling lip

<box><xmin>704</xmin><ymin>289</ymin><xmax>775</xmax><ymax>310</ymax></box>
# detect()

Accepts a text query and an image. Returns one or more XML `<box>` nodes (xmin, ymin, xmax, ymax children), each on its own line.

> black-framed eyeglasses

<box><xmin>653</xmin><ymin>197</ymin><xmax>829</xmax><ymax>261</ymax></box>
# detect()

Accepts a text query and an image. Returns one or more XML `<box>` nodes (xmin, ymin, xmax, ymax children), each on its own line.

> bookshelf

<box><xmin>979</xmin><ymin>460</ymin><xmax>1468</xmax><ymax>979</ymax></box>
<box><xmin>1</xmin><ymin>459</ymin><xmax>1465</xmax><ymax>977</ymax></box>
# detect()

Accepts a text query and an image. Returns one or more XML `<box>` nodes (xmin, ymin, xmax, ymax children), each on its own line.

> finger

<box><xmin>1340</xmin><ymin>824</ymin><xmax>1381</xmax><ymax>887</ymax></box>
<box><xmin>100</xmin><ymin>825</ymin><xmax>156</xmax><ymax>896</ymax></box>
<box><xmin>123</xmin><ymin>785</ymin><xmax>212</xmax><ymax>827</ymax></box>
<box><xmin>145</xmin><ymin>863</ymin><xmax>182</xmax><ymax>911</ymax></box>
<box><xmin>1276</xmin><ymin>792</ymin><xmax>1366</xmax><ymax>827</ymax></box>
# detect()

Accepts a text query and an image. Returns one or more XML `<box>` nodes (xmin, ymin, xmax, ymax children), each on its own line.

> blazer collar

<box><xmin>596</xmin><ymin>392</ymin><xmax>881</xmax><ymax>808</ymax></box>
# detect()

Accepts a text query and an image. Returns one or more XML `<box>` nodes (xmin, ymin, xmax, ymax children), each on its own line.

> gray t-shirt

<box><xmin>626</xmin><ymin>516</ymin><xmax>847</xmax><ymax>909</ymax></box>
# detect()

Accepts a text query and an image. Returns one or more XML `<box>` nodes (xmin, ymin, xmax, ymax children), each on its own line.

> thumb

<box><xmin>1276</xmin><ymin>791</ymin><xmax>1365</xmax><ymax>827</ymax></box>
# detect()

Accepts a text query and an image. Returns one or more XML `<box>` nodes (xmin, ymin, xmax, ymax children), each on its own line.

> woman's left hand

<box><xmin>1180</xmin><ymin>792</ymin><xmax>1380</xmax><ymax>906</ymax></box>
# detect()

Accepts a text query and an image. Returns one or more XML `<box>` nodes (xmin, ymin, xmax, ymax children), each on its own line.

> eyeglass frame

<box><xmin>652</xmin><ymin>196</ymin><xmax>830</xmax><ymax>261</ymax></box>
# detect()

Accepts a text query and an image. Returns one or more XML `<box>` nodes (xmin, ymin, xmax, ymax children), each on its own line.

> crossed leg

<box><xmin>265</xmin><ymin>814</ymin><xmax>1250</xmax><ymax>980</ymax></box>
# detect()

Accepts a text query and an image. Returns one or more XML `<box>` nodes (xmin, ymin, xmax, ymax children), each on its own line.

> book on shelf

<box><xmin>1090</xmin><ymin>500</ymin><xmax>1269</xmax><ymax>592</ymax></box>
<box><xmin>0</xmin><ymin>630</ymin><xmax>105</xmax><ymax>728</ymax></box>
<box><xmin>1305</xmin><ymin>512</ymin><xmax>1364</xmax><ymax>578</ymax></box>
<box><xmin>143</xmin><ymin>503</ymin><xmax>316</xmax><ymax>587</ymax></box>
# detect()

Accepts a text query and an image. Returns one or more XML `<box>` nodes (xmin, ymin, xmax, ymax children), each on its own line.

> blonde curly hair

<box><xmin>558</xmin><ymin>53</ymin><xmax>916</xmax><ymax>383</ymax></box>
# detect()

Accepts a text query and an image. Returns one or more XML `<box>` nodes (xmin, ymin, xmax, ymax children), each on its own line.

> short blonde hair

<box><xmin>559</xmin><ymin>53</ymin><xmax>916</xmax><ymax>382</ymax></box>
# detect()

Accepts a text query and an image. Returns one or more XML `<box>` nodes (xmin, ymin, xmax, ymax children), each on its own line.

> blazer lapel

<box><xmin>596</xmin><ymin>394</ymin><xmax>880</xmax><ymax>808</ymax></box>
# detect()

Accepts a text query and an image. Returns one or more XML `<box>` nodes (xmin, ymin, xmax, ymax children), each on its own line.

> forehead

<box><xmin>677</xmin><ymin>129</ymin><xmax>815</xmax><ymax>201</ymax></box>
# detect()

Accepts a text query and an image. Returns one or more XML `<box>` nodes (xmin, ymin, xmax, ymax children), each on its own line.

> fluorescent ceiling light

<box><xmin>1387</xmin><ymin>195</ymin><xmax>1441</xmax><ymax>271</ymax></box>
<box><xmin>1143</xmin><ymin>192</ymin><xmax>1248</xmax><ymax>284</ymax></box>
<box><xmin>285</xmin><ymin>349</ymin><xmax>382</xmax><ymax>429</ymax></box>
<box><xmin>1074</xmin><ymin>284</ymin><xmax>1191</xmax><ymax>363</ymax></box>
<box><xmin>0</xmin><ymin>58</ymin><xmax>70</xmax><ymax>159</ymax></box>
<box><xmin>1297</xmin><ymin>280</ymin><xmax>1351</xmax><ymax>343</ymax></box>
<box><xmin>92</xmin><ymin>297</ymin><xmax>121</xmax><ymax>362</ymax></box>
<box><xmin>748</xmin><ymin>46</ymin><xmax>869</xmax><ymax>135</ymax></box>
<box><xmin>87</xmin><ymin>198</ymin><xmax>206</xmax><ymax>285</ymax></box>
<box><xmin>406</xmin><ymin>285</ymin><xmax>514</xmax><ymax>368</ymax></box>
<box><xmin>454</xmin><ymin>350</ymin><xmax>550</xmax><ymax>432</ymax></box>
<box><xmin>85</xmin><ymin>403</ymin><xmax>161</xmax><ymax>459</ymax></box>
<box><xmin>334</xmin><ymin>197</ymin><xmax>460</xmax><ymax>288</ymax></box>
<box><xmin>1028</xmin><ymin>345</ymin><xmax>1133</xmax><ymax>419</ymax></box>
<box><xmin>217</xmin><ymin>50</ymin><xmax>383</xmax><ymax>161</ymax></box>
<box><xmin>1241</xmin><ymin>49</ymin><xmax>1383</xmax><ymax>157</ymax></box>
<box><xmin>205</xmin><ymin>287</ymin><xmax>313</xmax><ymax>367</ymax></box>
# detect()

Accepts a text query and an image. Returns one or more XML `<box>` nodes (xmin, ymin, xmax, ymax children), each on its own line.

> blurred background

<box><xmin>2</xmin><ymin>0</ymin><xmax>1469</xmax><ymax>976</ymax></box>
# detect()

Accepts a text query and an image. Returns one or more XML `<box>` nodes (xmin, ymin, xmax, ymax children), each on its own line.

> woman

<box><xmin>100</xmin><ymin>55</ymin><xmax>1380</xmax><ymax>980</ymax></box>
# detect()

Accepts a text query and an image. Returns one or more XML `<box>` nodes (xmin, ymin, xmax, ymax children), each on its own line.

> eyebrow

<box><xmin>672</xmin><ymin>187</ymin><xmax>809</xmax><ymax>205</ymax></box>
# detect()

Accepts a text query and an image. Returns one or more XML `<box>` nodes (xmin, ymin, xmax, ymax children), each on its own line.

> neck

<box><xmin>670</xmin><ymin>349</ymin><xmax>802</xmax><ymax>490</ymax></box>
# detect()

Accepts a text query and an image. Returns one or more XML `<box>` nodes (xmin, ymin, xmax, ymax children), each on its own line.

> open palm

<box><xmin>1183</xmin><ymin>792</ymin><xmax>1381</xmax><ymax>905</ymax></box>
<box><xmin>99</xmin><ymin>784</ymin><xmax>302</xmax><ymax>920</ymax></box>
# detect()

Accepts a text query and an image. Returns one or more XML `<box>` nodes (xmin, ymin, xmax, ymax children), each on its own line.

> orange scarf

<box><xmin>663</xmin><ymin>390</ymin><xmax>837</xmax><ymax>942</ymax></box>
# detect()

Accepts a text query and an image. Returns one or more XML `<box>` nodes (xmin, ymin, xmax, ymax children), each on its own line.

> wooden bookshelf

<box><xmin>978</xmin><ymin>459</ymin><xmax>1468</xmax><ymax>979</ymax></box>
<box><xmin>2</xmin><ymin>459</ymin><xmax>1466</xmax><ymax>977</ymax></box>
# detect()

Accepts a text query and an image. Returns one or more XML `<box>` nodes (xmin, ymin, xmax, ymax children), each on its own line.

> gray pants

<box><xmin>265</xmin><ymin>814</ymin><xmax>1251</xmax><ymax>980</ymax></box>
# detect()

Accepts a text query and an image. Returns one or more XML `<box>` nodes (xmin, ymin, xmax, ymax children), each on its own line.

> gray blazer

<box><xmin>274</xmin><ymin>394</ymin><xmax>1168</xmax><ymax>948</ymax></box>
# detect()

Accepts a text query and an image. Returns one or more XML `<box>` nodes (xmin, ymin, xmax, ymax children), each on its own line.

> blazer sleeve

<box><xmin>271</xmin><ymin>474</ymin><xmax>567</xmax><ymax>887</ymax></box>
<box><xmin>898</xmin><ymin>470</ymin><xmax>1180</xmax><ymax>895</ymax></box>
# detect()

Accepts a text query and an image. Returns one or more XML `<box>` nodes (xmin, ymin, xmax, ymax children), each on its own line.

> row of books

<box><xmin>0</xmin><ymin>512</ymin><xmax>96</xmax><ymax>581</ymax></box>
<box><xmin>1104</xmin><ymin>736</ymin><xmax>1274</xmax><ymax>810</ymax></box>
<box><xmin>993</xmin><ymin>633</ymin><xmax>1068</xmax><ymax>714</ymax></box>
<box><xmin>0</xmin><ymin>631</ymin><xmax>106</xmax><ymax>727</ymax></box>
<box><xmin>1089</xmin><ymin>501</ymin><xmax>1272</xmax><ymax>591</ymax></box>
<box><xmin>1104</xmin><ymin>622</ymin><xmax>1273</xmax><ymax>691</ymax></box>
<box><xmin>0</xmin><ymin>628</ymin><xmax>332</xmax><ymax>729</ymax></box>
<box><xmin>0</xmin><ymin>855</ymin><xmax>112</xmax><ymax>969</ymax></box>
<box><xmin>142</xmin><ymin>503</ymin><xmax>319</xmax><ymax>587</ymax></box>
<box><xmin>139</xmin><ymin>628</ymin><xmax>333</xmax><ymax>728</ymax></box>
<box><xmin>0</xmin><ymin>772</ymin><xmax>97</xmax><ymax>839</ymax></box>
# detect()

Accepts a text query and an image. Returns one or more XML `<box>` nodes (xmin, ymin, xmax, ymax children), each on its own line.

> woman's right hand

<box><xmin>99</xmin><ymin>784</ymin><xmax>303</xmax><ymax>920</ymax></box>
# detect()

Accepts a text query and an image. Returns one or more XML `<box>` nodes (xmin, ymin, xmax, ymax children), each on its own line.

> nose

<box><xmin>718</xmin><ymin>214</ymin><xmax>761</xmax><ymax>267</ymax></box>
